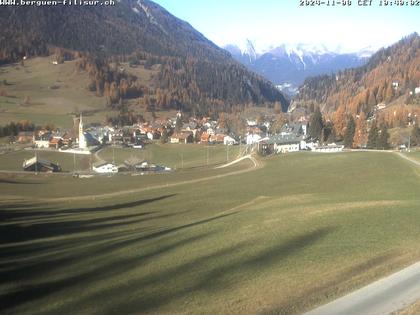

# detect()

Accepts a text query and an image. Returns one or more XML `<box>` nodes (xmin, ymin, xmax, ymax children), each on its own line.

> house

<box><xmin>170</xmin><ymin>132</ymin><xmax>193</xmax><ymax>144</ymax></box>
<box><xmin>312</xmin><ymin>144</ymin><xmax>344</xmax><ymax>153</ymax></box>
<box><xmin>17</xmin><ymin>131</ymin><xmax>34</xmax><ymax>143</ymax></box>
<box><xmin>92</xmin><ymin>162</ymin><xmax>118</xmax><ymax>174</ymax></box>
<box><xmin>265</xmin><ymin>134</ymin><xmax>302</xmax><ymax>154</ymax></box>
<box><xmin>246</xmin><ymin>133</ymin><xmax>262</xmax><ymax>145</ymax></box>
<box><xmin>224</xmin><ymin>135</ymin><xmax>237</xmax><ymax>146</ymax></box>
<box><xmin>34</xmin><ymin>139</ymin><xmax>50</xmax><ymax>148</ymax></box>
<box><xmin>280</xmin><ymin>122</ymin><xmax>307</xmax><ymax>137</ymax></box>
<box><xmin>200</xmin><ymin>132</ymin><xmax>210</xmax><ymax>143</ymax></box>
<box><xmin>376</xmin><ymin>103</ymin><xmax>386</xmax><ymax>111</ymax></box>
<box><xmin>210</xmin><ymin>134</ymin><xmax>226</xmax><ymax>144</ymax></box>
<box><xmin>23</xmin><ymin>156</ymin><xmax>61</xmax><ymax>172</ymax></box>
<box><xmin>49</xmin><ymin>137</ymin><xmax>63</xmax><ymax>149</ymax></box>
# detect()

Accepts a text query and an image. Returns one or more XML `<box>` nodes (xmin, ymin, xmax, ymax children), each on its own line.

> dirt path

<box><xmin>396</xmin><ymin>152</ymin><xmax>420</xmax><ymax>167</ymax></box>
<box><xmin>38</xmin><ymin>155</ymin><xmax>263</xmax><ymax>203</ymax></box>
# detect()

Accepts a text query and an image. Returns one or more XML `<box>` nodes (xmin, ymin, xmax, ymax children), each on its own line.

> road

<box><xmin>396</xmin><ymin>152</ymin><xmax>420</xmax><ymax>167</ymax></box>
<box><xmin>305</xmin><ymin>262</ymin><xmax>420</xmax><ymax>315</ymax></box>
<box><xmin>37</xmin><ymin>155</ymin><xmax>261</xmax><ymax>202</ymax></box>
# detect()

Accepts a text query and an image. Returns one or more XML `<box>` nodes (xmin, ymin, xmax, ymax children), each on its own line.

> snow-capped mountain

<box><xmin>225</xmin><ymin>40</ymin><xmax>373</xmax><ymax>95</ymax></box>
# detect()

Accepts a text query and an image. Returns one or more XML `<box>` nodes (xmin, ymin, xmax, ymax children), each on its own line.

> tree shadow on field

<box><xmin>101</xmin><ymin>227</ymin><xmax>335</xmax><ymax>314</ymax></box>
<box><xmin>0</xmin><ymin>231</ymin><xmax>215</xmax><ymax>313</ymax></box>
<box><xmin>0</xmin><ymin>178</ymin><xmax>43</xmax><ymax>185</ymax></box>
<box><xmin>0</xmin><ymin>194</ymin><xmax>177</xmax><ymax>221</ymax></box>
<box><xmin>0</xmin><ymin>195</ymin><xmax>239</xmax><ymax>313</ymax></box>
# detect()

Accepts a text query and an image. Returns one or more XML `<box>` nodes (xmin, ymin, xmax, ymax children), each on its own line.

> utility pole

<box><xmin>112</xmin><ymin>145</ymin><xmax>115</xmax><ymax>164</ymax></box>
<box><xmin>408</xmin><ymin>135</ymin><xmax>411</xmax><ymax>153</ymax></box>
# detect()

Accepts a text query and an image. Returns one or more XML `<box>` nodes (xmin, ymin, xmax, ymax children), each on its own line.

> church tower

<box><xmin>79</xmin><ymin>114</ymin><xmax>87</xmax><ymax>149</ymax></box>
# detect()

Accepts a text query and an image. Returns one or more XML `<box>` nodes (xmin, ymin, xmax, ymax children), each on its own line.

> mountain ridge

<box><xmin>0</xmin><ymin>0</ymin><xmax>289</xmax><ymax>114</ymax></box>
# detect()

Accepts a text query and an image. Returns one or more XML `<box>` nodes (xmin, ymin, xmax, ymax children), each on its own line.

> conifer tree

<box><xmin>411</xmin><ymin>126</ymin><xmax>420</xmax><ymax>146</ymax></box>
<box><xmin>378</xmin><ymin>124</ymin><xmax>390</xmax><ymax>150</ymax></box>
<box><xmin>309</xmin><ymin>107</ymin><xmax>323</xmax><ymax>140</ymax></box>
<box><xmin>344</xmin><ymin>116</ymin><xmax>356</xmax><ymax>148</ymax></box>
<box><xmin>367</xmin><ymin>121</ymin><xmax>379</xmax><ymax>149</ymax></box>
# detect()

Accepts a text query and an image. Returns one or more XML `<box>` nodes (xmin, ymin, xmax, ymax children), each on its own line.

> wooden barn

<box><xmin>22</xmin><ymin>156</ymin><xmax>62</xmax><ymax>173</ymax></box>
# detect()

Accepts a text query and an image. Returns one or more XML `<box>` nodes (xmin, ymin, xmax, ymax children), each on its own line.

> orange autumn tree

<box><xmin>333</xmin><ymin>104</ymin><xmax>347</xmax><ymax>139</ymax></box>
<box><xmin>353</xmin><ymin>112</ymin><xmax>368</xmax><ymax>148</ymax></box>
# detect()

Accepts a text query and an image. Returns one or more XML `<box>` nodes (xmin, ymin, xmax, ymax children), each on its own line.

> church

<box><xmin>78</xmin><ymin>113</ymin><xmax>87</xmax><ymax>149</ymax></box>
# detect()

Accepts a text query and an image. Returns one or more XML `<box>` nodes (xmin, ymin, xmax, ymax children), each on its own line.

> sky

<box><xmin>152</xmin><ymin>0</ymin><xmax>419</xmax><ymax>53</ymax></box>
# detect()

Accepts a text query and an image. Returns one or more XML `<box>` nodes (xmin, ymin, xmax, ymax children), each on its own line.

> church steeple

<box><xmin>79</xmin><ymin>113</ymin><xmax>87</xmax><ymax>149</ymax></box>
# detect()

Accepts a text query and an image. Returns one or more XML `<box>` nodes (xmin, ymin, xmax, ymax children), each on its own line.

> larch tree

<box><xmin>333</xmin><ymin>104</ymin><xmax>347</xmax><ymax>139</ymax></box>
<box><xmin>353</xmin><ymin>112</ymin><xmax>368</xmax><ymax>148</ymax></box>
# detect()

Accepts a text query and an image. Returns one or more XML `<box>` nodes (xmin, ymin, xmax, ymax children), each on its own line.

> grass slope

<box><xmin>0</xmin><ymin>152</ymin><xmax>420</xmax><ymax>314</ymax></box>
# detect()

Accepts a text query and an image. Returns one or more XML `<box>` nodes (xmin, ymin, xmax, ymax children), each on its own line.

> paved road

<box><xmin>305</xmin><ymin>262</ymin><xmax>420</xmax><ymax>315</ymax></box>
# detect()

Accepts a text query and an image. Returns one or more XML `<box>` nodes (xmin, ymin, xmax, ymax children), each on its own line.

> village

<box><xmin>9</xmin><ymin>110</ymin><xmax>347</xmax><ymax>174</ymax></box>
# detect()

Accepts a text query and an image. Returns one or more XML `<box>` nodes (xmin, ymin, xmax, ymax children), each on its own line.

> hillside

<box><xmin>0</xmin><ymin>1</ymin><xmax>289</xmax><ymax>115</ymax></box>
<box><xmin>293</xmin><ymin>33</ymin><xmax>420</xmax><ymax>116</ymax></box>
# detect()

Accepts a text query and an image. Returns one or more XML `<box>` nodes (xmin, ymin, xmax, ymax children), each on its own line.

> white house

<box><xmin>267</xmin><ymin>134</ymin><xmax>301</xmax><ymax>154</ymax></box>
<box><xmin>34</xmin><ymin>140</ymin><xmax>50</xmax><ymax>148</ymax></box>
<box><xmin>223</xmin><ymin>136</ymin><xmax>237</xmax><ymax>146</ymax></box>
<box><xmin>274</xmin><ymin>141</ymin><xmax>300</xmax><ymax>153</ymax></box>
<box><xmin>246</xmin><ymin>134</ymin><xmax>261</xmax><ymax>145</ymax></box>
<box><xmin>312</xmin><ymin>144</ymin><xmax>344</xmax><ymax>153</ymax></box>
<box><xmin>93</xmin><ymin>163</ymin><xmax>118</xmax><ymax>174</ymax></box>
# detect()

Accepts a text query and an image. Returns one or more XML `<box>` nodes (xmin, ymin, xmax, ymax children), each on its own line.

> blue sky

<box><xmin>152</xmin><ymin>0</ymin><xmax>419</xmax><ymax>52</ymax></box>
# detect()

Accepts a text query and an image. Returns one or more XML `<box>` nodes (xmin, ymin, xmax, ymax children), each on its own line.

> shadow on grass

<box><xmin>0</xmin><ymin>232</ymin><xmax>215</xmax><ymax>312</ymax></box>
<box><xmin>0</xmin><ymin>196</ymin><xmax>239</xmax><ymax>313</ymax></box>
<box><xmin>261</xmin><ymin>251</ymin><xmax>399</xmax><ymax>315</ymax></box>
<box><xmin>0</xmin><ymin>178</ymin><xmax>43</xmax><ymax>185</ymax></box>
<box><xmin>95</xmin><ymin>227</ymin><xmax>335</xmax><ymax>314</ymax></box>
<box><xmin>0</xmin><ymin>194</ymin><xmax>176</xmax><ymax>221</ymax></box>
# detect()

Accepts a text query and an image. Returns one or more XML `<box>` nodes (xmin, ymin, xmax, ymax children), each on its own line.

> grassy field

<box><xmin>98</xmin><ymin>143</ymin><xmax>241</xmax><ymax>169</ymax></box>
<box><xmin>0</xmin><ymin>143</ymin><xmax>241</xmax><ymax>172</ymax></box>
<box><xmin>405</xmin><ymin>150</ymin><xmax>420</xmax><ymax>162</ymax></box>
<box><xmin>1</xmin><ymin>152</ymin><xmax>420</xmax><ymax>314</ymax></box>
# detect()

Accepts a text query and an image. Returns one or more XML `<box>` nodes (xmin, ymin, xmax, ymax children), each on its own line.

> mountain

<box><xmin>293</xmin><ymin>33</ymin><xmax>420</xmax><ymax>116</ymax></box>
<box><xmin>225</xmin><ymin>41</ymin><xmax>370</xmax><ymax>95</ymax></box>
<box><xmin>0</xmin><ymin>1</ymin><xmax>289</xmax><ymax>114</ymax></box>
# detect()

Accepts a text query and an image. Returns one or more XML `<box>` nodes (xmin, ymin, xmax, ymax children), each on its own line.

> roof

<box><xmin>93</xmin><ymin>162</ymin><xmax>116</xmax><ymax>168</ymax></box>
<box><xmin>23</xmin><ymin>156</ymin><xmax>58</xmax><ymax>168</ymax></box>
<box><xmin>171</xmin><ymin>132</ymin><xmax>193</xmax><ymax>140</ymax></box>
<box><xmin>267</xmin><ymin>134</ymin><xmax>302</xmax><ymax>145</ymax></box>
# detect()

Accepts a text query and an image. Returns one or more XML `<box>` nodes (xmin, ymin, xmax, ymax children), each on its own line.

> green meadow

<box><xmin>98</xmin><ymin>143</ymin><xmax>241</xmax><ymax>169</ymax></box>
<box><xmin>0</xmin><ymin>143</ymin><xmax>240</xmax><ymax>172</ymax></box>
<box><xmin>1</xmin><ymin>152</ymin><xmax>420</xmax><ymax>314</ymax></box>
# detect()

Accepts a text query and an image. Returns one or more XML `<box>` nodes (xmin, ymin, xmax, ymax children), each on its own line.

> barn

<box><xmin>22</xmin><ymin>156</ymin><xmax>62</xmax><ymax>172</ymax></box>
